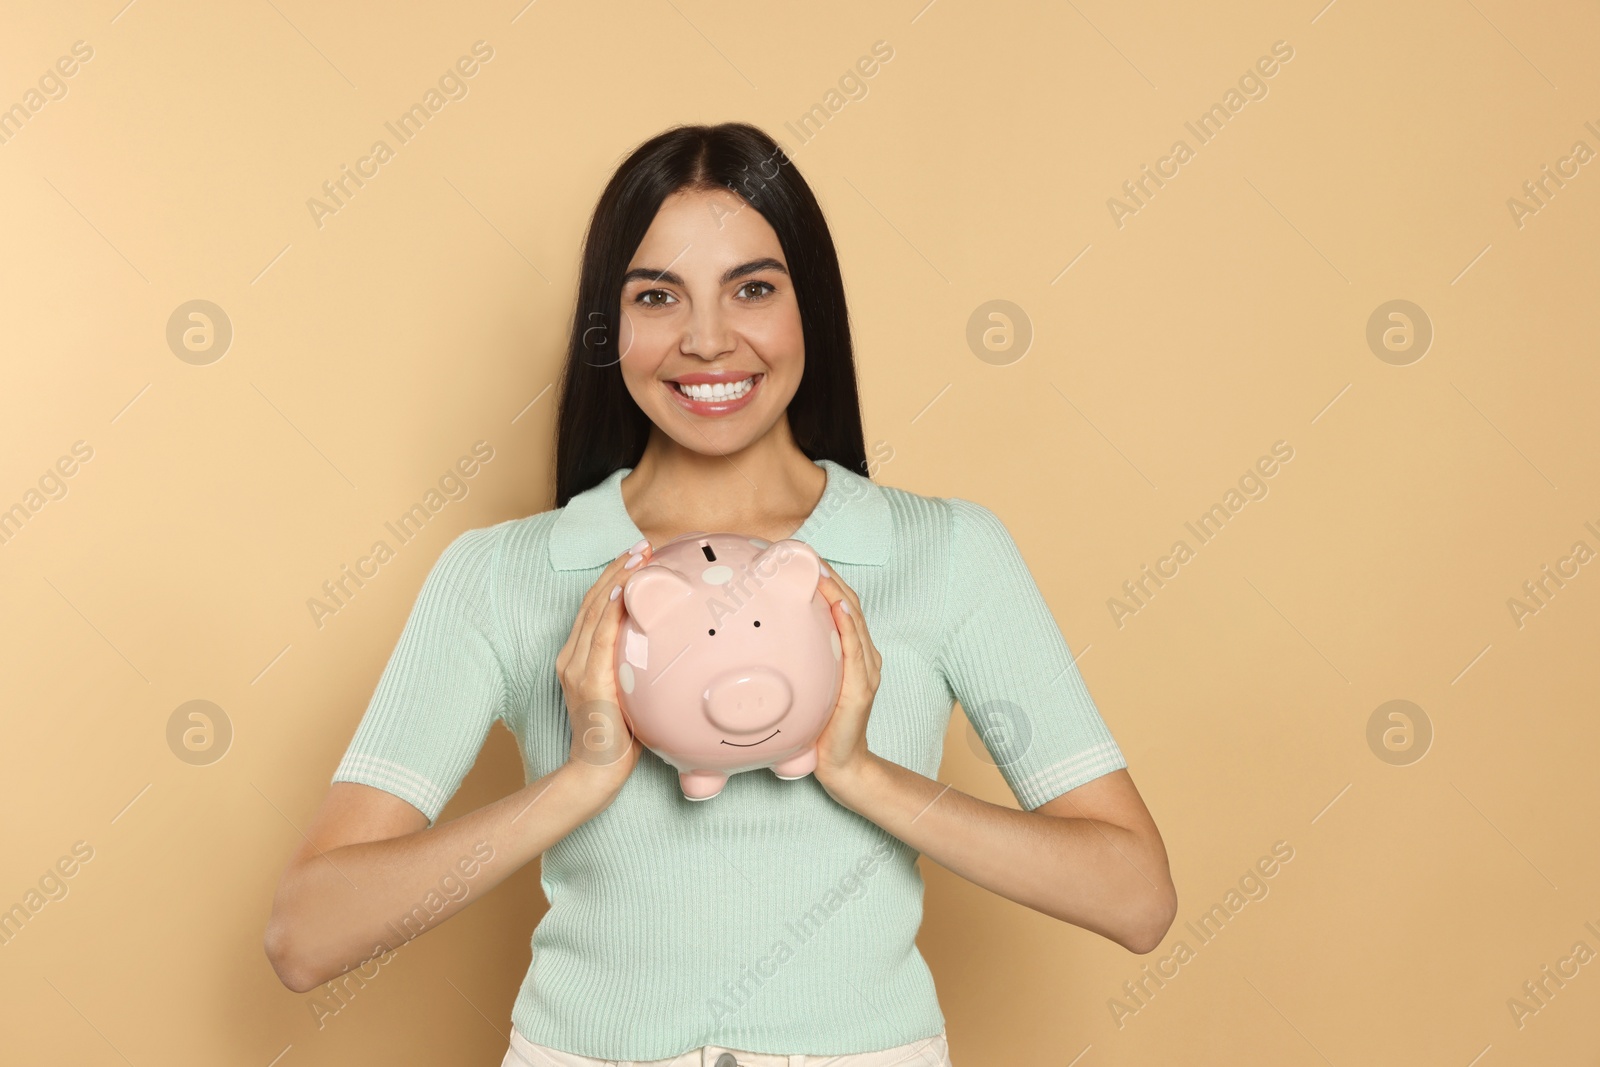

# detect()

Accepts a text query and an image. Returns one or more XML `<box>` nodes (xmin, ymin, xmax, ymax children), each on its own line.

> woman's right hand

<box><xmin>556</xmin><ymin>538</ymin><xmax>653</xmax><ymax>798</ymax></box>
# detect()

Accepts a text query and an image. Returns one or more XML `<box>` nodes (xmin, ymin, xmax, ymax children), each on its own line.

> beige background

<box><xmin>2</xmin><ymin>0</ymin><xmax>1596</xmax><ymax>1064</ymax></box>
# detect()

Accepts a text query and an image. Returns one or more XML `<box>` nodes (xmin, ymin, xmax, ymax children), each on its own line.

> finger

<box><xmin>817</xmin><ymin>577</ymin><xmax>870</xmax><ymax>664</ymax></box>
<box><xmin>562</xmin><ymin>554</ymin><xmax>634</xmax><ymax>683</ymax></box>
<box><xmin>579</xmin><ymin>542</ymin><xmax>654</xmax><ymax>651</ymax></box>
<box><xmin>584</xmin><ymin>551</ymin><xmax>631</xmax><ymax>608</ymax></box>
<box><xmin>820</xmin><ymin>573</ymin><xmax>873</xmax><ymax>655</ymax></box>
<box><xmin>831</xmin><ymin>597</ymin><xmax>868</xmax><ymax>688</ymax></box>
<box><xmin>818</xmin><ymin>569</ymin><xmax>862</xmax><ymax>614</ymax></box>
<box><xmin>591</xmin><ymin>578</ymin><xmax>628</xmax><ymax>673</ymax></box>
<box><xmin>572</xmin><ymin>552</ymin><xmax>638</xmax><ymax>664</ymax></box>
<box><xmin>589</xmin><ymin>584</ymin><xmax>640</xmax><ymax>764</ymax></box>
<box><xmin>571</xmin><ymin>559</ymin><xmax>623</xmax><ymax>660</ymax></box>
<box><xmin>844</xmin><ymin>612</ymin><xmax>881</xmax><ymax>687</ymax></box>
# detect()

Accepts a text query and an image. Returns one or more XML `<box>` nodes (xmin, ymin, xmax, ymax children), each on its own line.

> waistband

<box><xmin>507</xmin><ymin>1026</ymin><xmax>950</xmax><ymax>1067</ymax></box>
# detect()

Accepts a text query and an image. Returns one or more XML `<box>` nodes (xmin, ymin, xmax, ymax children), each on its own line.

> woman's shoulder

<box><xmin>425</xmin><ymin>507</ymin><xmax>564</xmax><ymax>595</ymax></box>
<box><xmin>860</xmin><ymin>470</ymin><xmax>1011</xmax><ymax>556</ymax></box>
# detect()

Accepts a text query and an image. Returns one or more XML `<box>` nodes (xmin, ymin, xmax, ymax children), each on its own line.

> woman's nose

<box><xmin>681</xmin><ymin>306</ymin><xmax>734</xmax><ymax>358</ymax></box>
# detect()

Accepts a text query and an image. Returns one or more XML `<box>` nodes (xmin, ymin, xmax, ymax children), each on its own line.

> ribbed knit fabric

<box><xmin>331</xmin><ymin>458</ymin><xmax>1126</xmax><ymax>1059</ymax></box>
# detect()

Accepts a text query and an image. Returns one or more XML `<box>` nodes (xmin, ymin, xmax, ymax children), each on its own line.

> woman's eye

<box><xmin>635</xmin><ymin>282</ymin><xmax>772</xmax><ymax>306</ymax></box>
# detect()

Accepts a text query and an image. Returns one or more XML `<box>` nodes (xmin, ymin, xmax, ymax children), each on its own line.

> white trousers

<box><xmin>501</xmin><ymin>1027</ymin><xmax>953</xmax><ymax>1067</ymax></box>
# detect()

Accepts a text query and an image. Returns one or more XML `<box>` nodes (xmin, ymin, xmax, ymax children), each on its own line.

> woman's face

<box><xmin>616</xmin><ymin>186</ymin><xmax>803</xmax><ymax>457</ymax></box>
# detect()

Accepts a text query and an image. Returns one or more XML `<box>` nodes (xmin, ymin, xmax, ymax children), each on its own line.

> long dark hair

<box><xmin>551</xmin><ymin>122</ymin><xmax>867</xmax><ymax>508</ymax></box>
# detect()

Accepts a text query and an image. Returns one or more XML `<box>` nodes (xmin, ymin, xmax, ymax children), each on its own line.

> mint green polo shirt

<box><xmin>331</xmin><ymin>457</ymin><xmax>1126</xmax><ymax>1058</ymax></box>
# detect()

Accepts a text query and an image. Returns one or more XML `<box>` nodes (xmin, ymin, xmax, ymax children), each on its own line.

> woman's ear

<box><xmin>622</xmin><ymin>565</ymin><xmax>697</xmax><ymax>632</ymax></box>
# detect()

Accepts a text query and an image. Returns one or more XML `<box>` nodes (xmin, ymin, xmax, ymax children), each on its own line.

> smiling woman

<box><xmin>617</xmin><ymin>222</ymin><xmax>791</xmax><ymax>425</ymax></box>
<box><xmin>264</xmin><ymin>122</ymin><xmax>1174</xmax><ymax>1067</ymax></box>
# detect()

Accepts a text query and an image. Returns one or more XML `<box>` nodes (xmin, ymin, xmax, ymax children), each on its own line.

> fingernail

<box><xmin>624</xmin><ymin>553</ymin><xmax>643</xmax><ymax>570</ymax></box>
<box><xmin>629</xmin><ymin>538</ymin><xmax>649</xmax><ymax>554</ymax></box>
<box><xmin>610</xmin><ymin>584</ymin><xmax>621</xmax><ymax>600</ymax></box>
<box><xmin>841</xmin><ymin>600</ymin><xmax>851</xmax><ymax>615</ymax></box>
<box><xmin>820</xmin><ymin>563</ymin><xmax>832</xmax><ymax>578</ymax></box>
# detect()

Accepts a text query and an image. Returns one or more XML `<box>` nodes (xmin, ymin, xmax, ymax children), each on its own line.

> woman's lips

<box><xmin>665</xmin><ymin>373</ymin><xmax>763</xmax><ymax>416</ymax></box>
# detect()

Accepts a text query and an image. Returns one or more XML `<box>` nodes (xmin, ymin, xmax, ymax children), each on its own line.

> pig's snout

<box><xmin>703</xmin><ymin>668</ymin><xmax>793</xmax><ymax>734</ymax></box>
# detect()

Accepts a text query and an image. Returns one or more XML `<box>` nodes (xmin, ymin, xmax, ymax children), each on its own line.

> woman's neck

<box><xmin>619</xmin><ymin>433</ymin><xmax>827</xmax><ymax>545</ymax></box>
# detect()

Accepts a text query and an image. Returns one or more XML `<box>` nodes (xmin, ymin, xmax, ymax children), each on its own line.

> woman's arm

<box><xmin>812</xmin><ymin>545</ymin><xmax>1177</xmax><ymax>955</ymax></box>
<box><xmin>821</xmin><ymin>760</ymin><xmax>1177</xmax><ymax>954</ymax></box>
<box><xmin>264</xmin><ymin>763</ymin><xmax>620</xmax><ymax>993</ymax></box>
<box><xmin>266</xmin><ymin>544</ymin><xmax>650</xmax><ymax>992</ymax></box>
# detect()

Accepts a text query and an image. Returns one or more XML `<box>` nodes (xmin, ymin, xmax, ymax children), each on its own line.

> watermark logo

<box><xmin>167</xmin><ymin>300</ymin><xmax>233</xmax><ymax>365</ymax></box>
<box><xmin>0</xmin><ymin>840</ymin><xmax>95</xmax><ymax>948</ymax></box>
<box><xmin>966</xmin><ymin>300</ymin><xmax>1032</xmax><ymax>366</ymax></box>
<box><xmin>0</xmin><ymin>39</ymin><xmax>94</xmax><ymax>148</ymax></box>
<box><xmin>1506</xmin><ymin>122</ymin><xmax>1599</xmax><ymax>230</ymax></box>
<box><xmin>1108</xmin><ymin>441</ymin><xmax>1295</xmax><ymax>628</ymax></box>
<box><xmin>305</xmin><ymin>41</ymin><xmax>495</xmax><ymax>230</ymax></box>
<box><xmin>963</xmin><ymin>698</ymin><xmax>1034</xmax><ymax>767</ymax></box>
<box><xmin>166</xmin><ymin>700</ymin><xmax>232</xmax><ymax>766</ymax></box>
<box><xmin>708</xmin><ymin>836</ymin><xmax>897</xmax><ymax>1025</ymax></box>
<box><xmin>1365</xmin><ymin>299</ymin><xmax>1432</xmax><ymax>366</ymax></box>
<box><xmin>774</xmin><ymin>40</ymin><xmax>895</xmax><ymax>151</ymax></box>
<box><xmin>1365</xmin><ymin>699</ymin><xmax>1431</xmax><ymax>766</ymax></box>
<box><xmin>1505</xmin><ymin>919</ymin><xmax>1600</xmax><ymax>1030</ymax></box>
<box><xmin>1</xmin><ymin>439</ymin><xmax>94</xmax><ymax>548</ymax></box>
<box><xmin>306</xmin><ymin>441</ymin><xmax>495</xmax><ymax>631</ymax></box>
<box><xmin>1506</xmin><ymin>522</ymin><xmax>1598</xmax><ymax>629</ymax></box>
<box><xmin>568</xmin><ymin>697</ymin><xmax>633</xmax><ymax>769</ymax></box>
<box><xmin>1109</xmin><ymin>839</ymin><xmax>1294</xmax><ymax>1027</ymax></box>
<box><xmin>1107</xmin><ymin>40</ymin><xmax>1295</xmax><ymax>229</ymax></box>
<box><xmin>305</xmin><ymin>841</ymin><xmax>496</xmax><ymax>1028</ymax></box>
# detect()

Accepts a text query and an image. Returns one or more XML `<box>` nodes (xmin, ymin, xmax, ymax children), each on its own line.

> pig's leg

<box><xmin>680</xmin><ymin>769</ymin><xmax>728</xmax><ymax>800</ymax></box>
<box><xmin>771</xmin><ymin>747</ymin><xmax>818</xmax><ymax>780</ymax></box>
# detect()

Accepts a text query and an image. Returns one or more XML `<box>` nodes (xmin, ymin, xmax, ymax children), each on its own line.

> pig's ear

<box><xmin>622</xmin><ymin>566</ymin><xmax>697</xmax><ymax>633</ymax></box>
<box><xmin>752</xmin><ymin>540</ymin><xmax>822</xmax><ymax>601</ymax></box>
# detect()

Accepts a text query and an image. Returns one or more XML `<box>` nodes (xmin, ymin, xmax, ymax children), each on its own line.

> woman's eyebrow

<box><xmin>621</xmin><ymin>257</ymin><xmax>789</xmax><ymax>288</ymax></box>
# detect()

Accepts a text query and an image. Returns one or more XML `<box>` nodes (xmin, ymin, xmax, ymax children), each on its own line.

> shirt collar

<box><xmin>548</xmin><ymin>457</ymin><xmax>891</xmax><ymax>571</ymax></box>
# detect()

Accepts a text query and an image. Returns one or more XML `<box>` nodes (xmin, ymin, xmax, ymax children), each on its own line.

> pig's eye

<box><xmin>707</xmin><ymin>628</ymin><xmax>715</xmax><ymax>636</ymax></box>
<box><xmin>753</xmin><ymin>620</ymin><xmax>760</xmax><ymax>627</ymax></box>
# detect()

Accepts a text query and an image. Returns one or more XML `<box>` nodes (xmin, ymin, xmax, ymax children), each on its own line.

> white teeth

<box><xmin>674</xmin><ymin>376</ymin><xmax>755</xmax><ymax>401</ymax></box>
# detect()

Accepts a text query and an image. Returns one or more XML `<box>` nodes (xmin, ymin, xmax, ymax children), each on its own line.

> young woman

<box><xmin>265</xmin><ymin>122</ymin><xmax>1176</xmax><ymax>1067</ymax></box>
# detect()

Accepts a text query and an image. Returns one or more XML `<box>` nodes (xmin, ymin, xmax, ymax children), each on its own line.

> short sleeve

<box><xmin>331</xmin><ymin>524</ymin><xmax>511</xmax><ymax>827</ymax></box>
<box><xmin>935</xmin><ymin>498</ymin><xmax>1127</xmax><ymax>810</ymax></box>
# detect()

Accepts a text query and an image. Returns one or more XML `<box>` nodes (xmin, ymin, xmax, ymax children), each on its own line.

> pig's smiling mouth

<box><xmin>720</xmin><ymin>729</ymin><xmax>780</xmax><ymax>747</ymax></box>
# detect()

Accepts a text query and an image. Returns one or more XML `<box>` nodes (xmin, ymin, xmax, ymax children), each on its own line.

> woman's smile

<box><xmin>665</xmin><ymin>371</ymin><xmax>764</xmax><ymax>416</ymax></box>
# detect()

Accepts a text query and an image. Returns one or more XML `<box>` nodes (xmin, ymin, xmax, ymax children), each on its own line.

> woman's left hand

<box><xmin>813</xmin><ymin>563</ymin><xmax>882</xmax><ymax>796</ymax></box>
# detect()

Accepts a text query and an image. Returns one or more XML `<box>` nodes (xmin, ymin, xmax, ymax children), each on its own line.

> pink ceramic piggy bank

<box><xmin>616</xmin><ymin>531</ymin><xmax>843</xmax><ymax>800</ymax></box>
